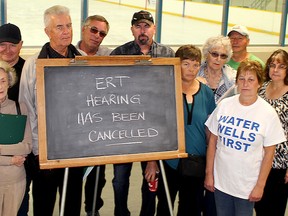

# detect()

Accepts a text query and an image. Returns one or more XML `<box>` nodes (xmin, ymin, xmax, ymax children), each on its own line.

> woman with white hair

<box><xmin>198</xmin><ymin>35</ymin><xmax>236</xmax><ymax>103</ymax></box>
<box><xmin>0</xmin><ymin>60</ymin><xmax>31</xmax><ymax>216</ymax></box>
<box><xmin>197</xmin><ymin>35</ymin><xmax>236</xmax><ymax>216</ymax></box>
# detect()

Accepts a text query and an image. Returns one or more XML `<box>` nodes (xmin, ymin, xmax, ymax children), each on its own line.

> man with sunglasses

<box><xmin>227</xmin><ymin>25</ymin><xmax>264</xmax><ymax>70</ymax></box>
<box><xmin>110</xmin><ymin>10</ymin><xmax>175</xmax><ymax>216</ymax></box>
<box><xmin>77</xmin><ymin>15</ymin><xmax>112</xmax><ymax>216</ymax></box>
<box><xmin>77</xmin><ymin>15</ymin><xmax>111</xmax><ymax>56</ymax></box>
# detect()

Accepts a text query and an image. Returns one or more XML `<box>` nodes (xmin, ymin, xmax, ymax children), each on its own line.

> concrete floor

<box><xmin>27</xmin><ymin>162</ymin><xmax>280</xmax><ymax>216</ymax></box>
<box><xmin>96</xmin><ymin>163</ymin><xmax>142</xmax><ymax>216</ymax></box>
<box><xmin>28</xmin><ymin>163</ymin><xmax>145</xmax><ymax>216</ymax></box>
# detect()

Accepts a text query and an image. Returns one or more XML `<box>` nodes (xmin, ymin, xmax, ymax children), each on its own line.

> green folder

<box><xmin>0</xmin><ymin>113</ymin><xmax>27</xmax><ymax>144</ymax></box>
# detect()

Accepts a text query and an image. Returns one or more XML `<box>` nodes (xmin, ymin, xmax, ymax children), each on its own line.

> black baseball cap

<box><xmin>131</xmin><ymin>10</ymin><xmax>154</xmax><ymax>26</ymax></box>
<box><xmin>0</xmin><ymin>23</ymin><xmax>22</xmax><ymax>44</ymax></box>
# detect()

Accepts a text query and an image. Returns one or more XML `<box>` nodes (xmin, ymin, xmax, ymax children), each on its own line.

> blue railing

<box><xmin>0</xmin><ymin>0</ymin><xmax>287</xmax><ymax>46</ymax></box>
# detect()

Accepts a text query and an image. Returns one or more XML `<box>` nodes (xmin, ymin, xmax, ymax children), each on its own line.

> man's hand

<box><xmin>144</xmin><ymin>161</ymin><xmax>159</xmax><ymax>182</ymax></box>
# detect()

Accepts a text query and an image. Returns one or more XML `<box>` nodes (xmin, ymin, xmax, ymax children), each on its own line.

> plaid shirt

<box><xmin>110</xmin><ymin>40</ymin><xmax>175</xmax><ymax>57</ymax></box>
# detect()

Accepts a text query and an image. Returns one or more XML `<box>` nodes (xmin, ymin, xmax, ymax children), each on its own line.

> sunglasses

<box><xmin>209</xmin><ymin>51</ymin><xmax>228</xmax><ymax>60</ymax></box>
<box><xmin>86</xmin><ymin>26</ymin><xmax>107</xmax><ymax>38</ymax></box>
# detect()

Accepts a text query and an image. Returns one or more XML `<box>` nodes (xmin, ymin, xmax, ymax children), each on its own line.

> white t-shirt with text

<box><xmin>205</xmin><ymin>95</ymin><xmax>286</xmax><ymax>199</ymax></box>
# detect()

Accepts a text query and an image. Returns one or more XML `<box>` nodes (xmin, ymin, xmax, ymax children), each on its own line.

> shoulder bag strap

<box><xmin>15</xmin><ymin>101</ymin><xmax>21</xmax><ymax>115</ymax></box>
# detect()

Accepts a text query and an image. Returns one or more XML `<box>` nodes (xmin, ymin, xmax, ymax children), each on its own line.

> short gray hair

<box><xmin>0</xmin><ymin>60</ymin><xmax>17</xmax><ymax>87</ymax></box>
<box><xmin>202</xmin><ymin>35</ymin><xmax>232</xmax><ymax>63</ymax></box>
<box><xmin>83</xmin><ymin>15</ymin><xmax>110</xmax><ymax>32</ymax></box>
<box><xmin>44</xmin><ymin>5</ymin><xmax>70</xmax><ymax>28</ymax></box>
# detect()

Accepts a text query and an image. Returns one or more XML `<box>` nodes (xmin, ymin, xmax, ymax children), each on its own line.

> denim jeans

<box><xmin>112</xmin><ymin>162</ymin><xmax>156</xmax><ymax>216</ymax></box>
<box><xmin>214</xmin><ymin>189</ymin><xmax>254</xmax><ymax>216</ymax></box>
<box><xmin>85</xmin><ymin>165</ymin><xmax>106</xmax><ymax>213</ymax></box>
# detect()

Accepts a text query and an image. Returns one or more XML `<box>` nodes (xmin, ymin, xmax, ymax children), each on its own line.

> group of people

<box><xmin>0</xmin><ymin>4</ymin><xmax>287</xmax><ymax>216</ymax></box>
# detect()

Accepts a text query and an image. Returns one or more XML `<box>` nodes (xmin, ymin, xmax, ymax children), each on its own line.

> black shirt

<box><xmin>8</xmin><ymin>57</ymin><xmax>25</xmax><ymax>101</ymax></box>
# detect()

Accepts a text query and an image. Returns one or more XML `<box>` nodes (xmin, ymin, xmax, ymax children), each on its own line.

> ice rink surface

<box><xmin>6</xmin><ymin>0</ymin><xmax>279</xmax><ymax>47</ymax></box>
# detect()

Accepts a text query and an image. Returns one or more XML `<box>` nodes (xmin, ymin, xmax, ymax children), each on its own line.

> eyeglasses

<box><xmin>86</xmin><ymin>26</ymin><xmax>107</xmax><ymax>38</ymax></box>
<box><xmin>208</xmin><ymin>51</ymin><xmax>228</xmax><ymax>60</ymax></box>
<box><xmin>269</xmin><ymin>63</ymin><xmax>287</xmax><ymax>70</ymax></box>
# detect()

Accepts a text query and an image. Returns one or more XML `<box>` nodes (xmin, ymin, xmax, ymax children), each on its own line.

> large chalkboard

<box><xmin>36</xmin><ymin>57</ymin><xmax>186</xmax><ymax>169</ymax></box>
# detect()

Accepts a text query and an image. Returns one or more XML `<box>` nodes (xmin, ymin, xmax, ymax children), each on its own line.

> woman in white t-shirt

<box><xmin>204</xmin><ymin>60</ymin><xmax>286</xmax><ymax>216</ymax></box>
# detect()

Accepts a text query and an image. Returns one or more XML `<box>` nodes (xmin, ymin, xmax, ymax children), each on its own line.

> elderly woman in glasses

<box><xmin>197</xmin><ymin>35</ymin><xmax>236</xmax><ymax>103</ymax></box>
<box><xmin>254</xmin><ymin>49</ymin><xmax>288</xmax><ymax>216</ymax></box>
<box><xmin>0</xmin><ymin>60</ymin><xmax>31</xmax><ymax>216</ymax></box>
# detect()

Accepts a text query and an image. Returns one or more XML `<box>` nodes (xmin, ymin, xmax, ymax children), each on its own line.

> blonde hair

<box><xmin>0</xmin><ymin>60</ymin><xmax>17</xmax><ymax>87</ymax></box>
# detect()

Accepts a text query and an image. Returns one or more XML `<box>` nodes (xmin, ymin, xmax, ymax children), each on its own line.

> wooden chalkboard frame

<box><xmin>36</xmin><ymin>56</ymin><xmax>186</xmax><ymax>169</ymax></box>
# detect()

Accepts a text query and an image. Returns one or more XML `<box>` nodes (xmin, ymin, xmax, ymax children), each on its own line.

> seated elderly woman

<box><xmin>197</xmin><ymin>35</ymin><xmax>236</xmax><ymax>103</ymax></box>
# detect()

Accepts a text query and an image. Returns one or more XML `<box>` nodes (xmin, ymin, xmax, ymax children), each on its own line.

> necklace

<box><xmin>204</xmin><ymin>67</ymin><xmax>223</xmax><ymax>89</ymax></box>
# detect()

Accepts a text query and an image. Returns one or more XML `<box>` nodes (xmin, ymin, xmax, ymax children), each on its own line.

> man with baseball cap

<box><xmin>227</xmin><ymin>24</ymin><xmax>264</xmax><ymax>69</ymax></box>
<box><xmin>0</xmin><ymin>23</ymin><xmax>24</xmax><ymax>102</ymax></box>
<box><xmin>131</xmin><ymin>10</ymin><xmax>154</xmax><ymax>26</ymax></box>
<box><xmin>111</xmin><ymin>10</ymin><xmax>174</xmax><ymax>57</ymax></box>
<box><xmin>110</xmin><ymin>10</ymin><xmax>174</xmax><ymax>216</ymax></box>
<box><xmin>77</xmin><ymin>14</ymin><xmax>112</xmax><ymax>216</ymax></box>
